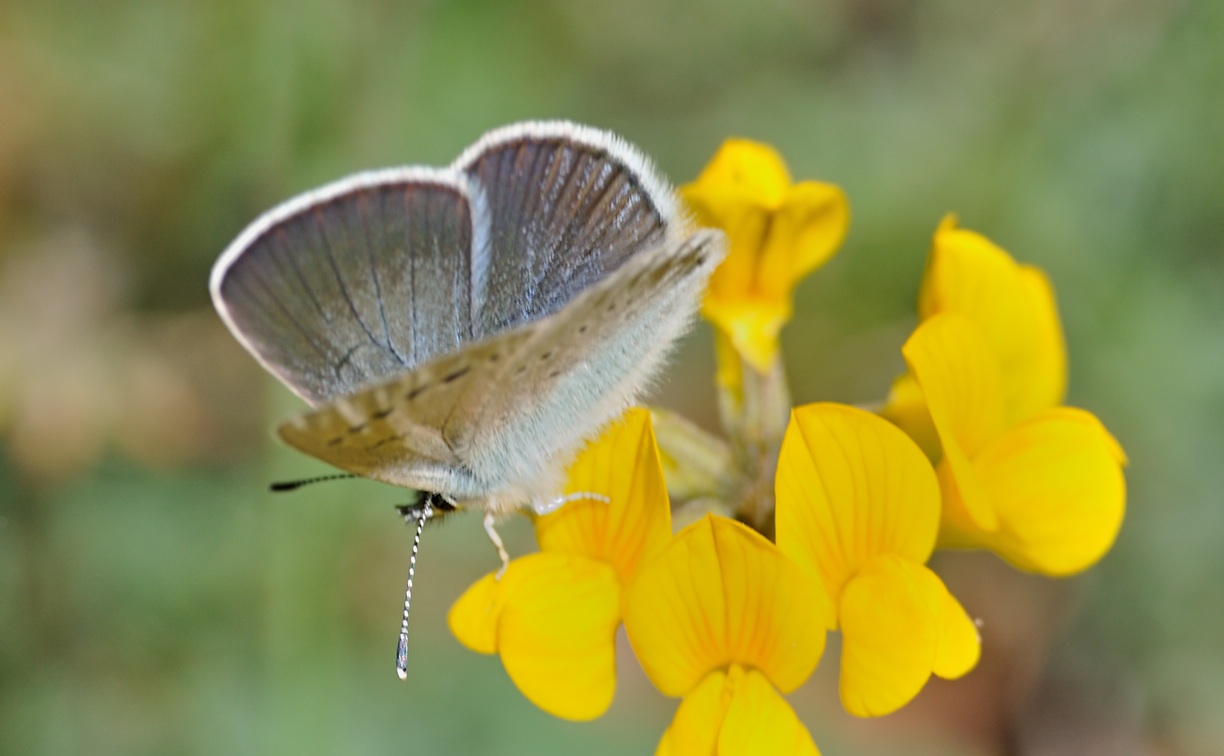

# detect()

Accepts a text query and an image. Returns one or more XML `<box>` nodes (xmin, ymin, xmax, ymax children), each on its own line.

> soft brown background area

<box><xmin>1</xmin><ymin>1</ymin><xmax>1220</xmax><ymax>754</ymax></box>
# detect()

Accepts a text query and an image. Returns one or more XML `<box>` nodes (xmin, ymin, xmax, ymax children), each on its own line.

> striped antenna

<box><xmin>268</xmin><ymin>473</ymin><xmax>357</xmax><ymax>492</ymax></box>
<box><xmin>395</xmin><ymin>499</ymin><xmax>433</xmax><ymax>680</ymax></box>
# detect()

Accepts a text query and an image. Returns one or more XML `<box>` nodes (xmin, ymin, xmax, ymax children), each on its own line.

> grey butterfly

<box><xmin>210</xmin><ymin>121</ymin><xmax>725</xmax><ymax>675</ymax></box>
<box><xmin>212</xmin><ymin>120</ymin><xmax>724</xmax><ymax>514</ymax></box>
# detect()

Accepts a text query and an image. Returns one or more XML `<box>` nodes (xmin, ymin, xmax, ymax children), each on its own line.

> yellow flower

<box><xmin>623</xmin><ymin>515</ymin><xmax>830</xmax><ymax>755</ymax></box>
<box><xmin>775</xmin><ymin>403</ymin><xmax>980</xmax><ymax>717</ymax></box>
<box><xmin>884</xmin><ymin>215</ymin><xmax>1067</xmax><ymax>454</ymax></box>
<box><xmin>683</xmin><ymin>139</ymin><xmax>849</xmax><ymax>372</ymax></box>
<box><xmin>447</xmin><ymin>408</ymin><xmax>671</xmax><ymax>720</ymax></box>
<box><xmin>903</xmin><ymin>313</ymin><xmax>1127</xmax><ymax>575</ymax></box>
<box><xmin>877</xmin><ymin>217</ymin><xmax>1125</xmax><ymax>575</ymax></box>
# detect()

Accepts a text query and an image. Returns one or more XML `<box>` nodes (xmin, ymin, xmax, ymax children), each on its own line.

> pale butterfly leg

<box><xmin>483</xmin><ymin>493</ymin><xmax>612</xmax><ymax>579</ymax></box>
<box><xmin>530</xmin><ymin>491</ymin><xmax>611</xmax><ymax>517</ymax></box>
<box><xmin>484</xmin><ymin>512</ymin><xmax>512</xmax><ymax>578</ymax></box>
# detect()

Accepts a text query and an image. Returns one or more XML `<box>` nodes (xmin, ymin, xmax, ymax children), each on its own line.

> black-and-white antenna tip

<box><xmin>393</xmin><ymin>499</ymin><xmax>433</xmax><ymax>681</ymax></box>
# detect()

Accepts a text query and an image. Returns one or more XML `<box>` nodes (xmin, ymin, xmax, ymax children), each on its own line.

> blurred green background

<box><xmin>2</xmin><ymin>1</ymin><xmax>1221</xmax><ymax>754</ymax></box>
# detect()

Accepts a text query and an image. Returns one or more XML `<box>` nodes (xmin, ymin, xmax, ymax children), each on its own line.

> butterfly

<box><xmin>209</xmin><ymin>121</ymin><xmax>726</xmax><ymax>674</ymax></box>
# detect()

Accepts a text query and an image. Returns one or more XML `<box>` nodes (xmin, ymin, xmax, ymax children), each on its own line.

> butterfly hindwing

<box><xmin>275</xmin><ymin>328</ymin><xmax>535</xmax><ymax>497</ymax></box>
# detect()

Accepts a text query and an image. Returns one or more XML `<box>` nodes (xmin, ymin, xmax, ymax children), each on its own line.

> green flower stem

<box><xmin>653</xmin><ymin>338</ymin><xmax>791</xmax><ymax>538</ymax></box>
<box><xmin>730</xmin><ymin>352</ymin><xmax>791</xmax><ymax>537</ymax></box>
<box><xmin>650</xmin><ymin>407</ymin><xmax>734</xmax><ymax>502</ymax></box>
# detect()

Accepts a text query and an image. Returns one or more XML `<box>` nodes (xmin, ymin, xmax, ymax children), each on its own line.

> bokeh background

<box><xmin>2</xmin><ymin>1</ymin><xmax>1221</xmax><ymax>754</ymax></box>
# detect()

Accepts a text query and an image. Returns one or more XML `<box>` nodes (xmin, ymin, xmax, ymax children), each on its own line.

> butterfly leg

<box><xmin>396</xmin><ymin>490</ymin><xmax>457</xmax><ymax>522</ymax></box>
<box><xmin>530</xmin><ymin>491</ymin><xmax>612</xmax><ymax>516</ymax></box>
<box><xmin>484</xmin><ymin>512</ymin><xmax>511</xmax><ymax>578</ymax></box>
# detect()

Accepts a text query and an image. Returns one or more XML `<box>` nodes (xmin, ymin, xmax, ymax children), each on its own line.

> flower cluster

<box><xmin>448</xmin><ymin>140</ymin><xmax>1127</xmax><ymax>752</ymax></box>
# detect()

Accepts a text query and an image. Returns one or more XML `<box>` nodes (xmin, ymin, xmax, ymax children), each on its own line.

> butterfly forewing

<box><xmin>457</xmin><ymin>123</ymin><xmax>679</xmax><ymax>336</ymax></box>
<box><xmin>211</xmin><ymin>170</ymin><xmax>479</xmax><ymax>406</ymax></box>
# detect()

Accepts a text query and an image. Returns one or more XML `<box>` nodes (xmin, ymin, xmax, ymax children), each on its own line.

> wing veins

<box><xmin>272</xmin><ymin>226</ymin><xmax>332</xmax><ymax>327</ymax></box>
<box><xmin>405</xmin><ymin>186</ymin><xmax>419</xmax><ymax>365</ymax></box>
<box><xmin>574</xmin><ymin>171</ymin><xmax>635</xmax><ymax>261</ymax></box>
<box><xmin>518</xmin><ymin>142</ymin><xmax>550</xmax><ymax>233</ymax></box>
<box><xmin>528</xmin><ymin>146</ymin><xmax>587</xmax><ymax>311</ymax></box>
<box><xmin>310</xmin><ymin>206</ymin><xmax>386</xmax><ymax>356</ymax></box>
<box><xmin>242</xmin><ymin>257</ymin><xmax>334</xmax><ymax>366</ymax></box>
<box><xmin>359</xmin><ymin>188</ymin><xmax>408</xmax><ymax>365</ymax></box>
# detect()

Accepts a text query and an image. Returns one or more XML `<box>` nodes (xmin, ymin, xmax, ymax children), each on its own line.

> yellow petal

<box><xmin>776</xmin><ymin>403</ymin><xmax>941</xmax><ymax>614</ymax></box>
<box><xmin>703</xmin><ymin>298</ymin><xmax>789</xmax><ymax>372</ymax></box>
<box><xmin>928</xmin><ymin>577</ymin><xmax>981</xmax><ymax>680</ymax></box>
<box><xmin>838</xmin><ymin>556</ymin><xmax>980</xmax><ymax>716</ymax></box>
<box><xmin>656</xmin><ymin>666</ymin><xmax>821</xmax><ymax>756</ymax></box>
<box><xmin>685</xmin><ymin>141</ymin><xmax>848</xmax><ymax>374</ymax></box>
<box><xmin>878</xmin><ymin>372</ymin><xmax>942</xmax><ymax>461</ymax></box>
<box><xmin>684</xmin><ymin>141</ymin><xmax>786</xmax><ymax>316</ymax></box>
<box><xmin>624</xmin><ymin>515</ymin><xmax>830</xmax><ymax>697</ymax></box>
<box><xmin>534</xmin><ymin>408</ymin><xmax>671</xmax><ymax>583</ymax></box>
<box><xmin>934</xmin><ymin>458</ymin><xmax>984</xmax><ymax>550</ymax></box>
<box><xmin>1011</xmin><ymin>265</ymin><xmax>1068</xmax><ymax>420</ymax></box>
<box><xmin>686</xmin><ymin>138</ymin><xmax>792</xmax><ymax>209</ymax></box>
<box><xmin>694</xmin><ymin>197</ymin><xmax>776</xmax><ymax>306</ymax></box>
<box><xmin>903</xmin><ymin>313</ymin><xmax>1005</xmax><ymax>531</ymax></box>
<box><xmin>495</xmin><ymin>552</ymin><xmax>622</xmax><ymax>720</ymax></box>
<box><xmin>920</xmin><ymin>216</ymin><xmax>1025</xmax><ymax>324</ymax></box>
<box><xmin>838</xmin><ymin>555</ymin><xmax>941</xmax><ymax>717</ymax></box>
<box><xmin>916</xmin><ymin>214</ymin><xmax>961</xmax><ymax>319</ymax></box>
<box><xmin>447</xmin><ymin>568</ymin><xmax>503</xmax><ymax>655</ymax></box>
<box><xmin>757</xmin><ymin>181</ymin><xmax>849</xmax><ymax>301</ymax></box>
<box><xmin>920</xmin><ymin>216</ymin><xmax>1067</xmax><ymax>422</ymax></box>
<box><xmin>972</xmin><ymin>407</ymin><xmax>1127</xmax><ymax>576</ymax></box>
<box><xmin>656</xmin><ymin>669</ymin><xmax>727</xmax><ymax>756</ymax></box>
<box><xmin>1056</xmin><ymin>402</ymin><xmax>1129</xmax><ymax>466</ymax></box>
<box><xmin>702</xmin><ymin>180</ymin><xmax>847</xmax><ymax>372</ymax></box>
<box><xmin>719</xmin><ymin>665</ymin><xmax>822</xmax><ymax>755</ymax></box>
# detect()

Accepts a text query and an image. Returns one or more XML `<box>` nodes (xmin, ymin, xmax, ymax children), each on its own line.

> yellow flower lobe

<box><xmin>683</xmin><ymin>138</ymin><xmax>849</xmax><ymax>371</ymax></box>
<box><xmin>448</xmin><ymin>408</ymin><xmax>673</xmax><ymax>720</ymax></box>
<box><xmin>624</xmin><ymin>515</ymin><xmax>830</xmax><ymax>698</ymax></box>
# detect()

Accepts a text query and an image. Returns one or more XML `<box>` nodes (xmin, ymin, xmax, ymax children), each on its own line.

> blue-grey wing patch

<box><xmin>456</xmin><ymin>122</ymin><xmax>681</xmax><ymax>336</ymax></box>
<box><xmin>210</xmin><ymin>169</ymin><xmax>478</xmax><ymax>406</ymax></box>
